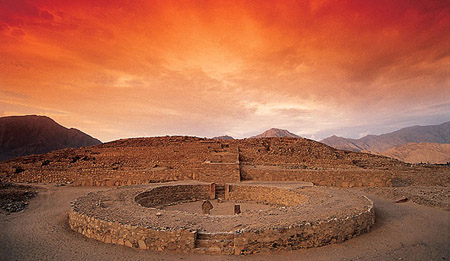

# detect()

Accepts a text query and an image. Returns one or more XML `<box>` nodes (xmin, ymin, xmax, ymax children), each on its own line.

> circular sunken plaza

<box><xmin>69</xmin><ymin>181</ymin><xmax>375</xmax><ymax>255</ymax></box>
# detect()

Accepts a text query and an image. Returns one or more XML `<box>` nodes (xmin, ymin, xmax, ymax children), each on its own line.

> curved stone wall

<box><xmin>69</xmin><ymin>182</ymin><xmax>375</xmax><ymax>255</ymax></box>
<box><xmin>135</xmin><ymin>184</ymin><xmax>212</xmax><ymax>208</ymax></box>
<box><xmin>68</xmin><ymin>209</ymin><xmax>197</xmax><ymax>252</ymax></box>
<box><xmin>233</xmin><ymin>204</ymin><xmax>374</xmax><ymax>254</ymax></box>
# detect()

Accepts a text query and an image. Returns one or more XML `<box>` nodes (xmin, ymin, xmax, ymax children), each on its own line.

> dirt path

<box><xmin>1</xmin><ymin>185</ymin><xmax>449</xmax><ymax>261</ymax></box>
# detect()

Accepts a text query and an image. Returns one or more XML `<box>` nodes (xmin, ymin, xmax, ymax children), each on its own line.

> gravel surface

<box><xmin>0</xmin><ymin>181</ymin><xmax>37</xmax><ymax>213</ymax></box>
<box><xmin>1</xmin><ymin>184</ymin><xmax>449</xmax><ymax>260</ymax></box>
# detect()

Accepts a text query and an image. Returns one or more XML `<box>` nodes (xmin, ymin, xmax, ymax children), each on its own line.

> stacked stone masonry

<box><xmin>69</xmin><ymin>182</ymin><xmax>375</xmax><ymax>255</ymax></box>
<box><xmin>240</xmin><ymin>167</ymin><xmax>392</xmax><ymax>187</ymax></box>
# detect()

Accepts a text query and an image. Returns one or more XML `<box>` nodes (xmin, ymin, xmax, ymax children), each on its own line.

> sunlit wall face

<box><xmin>1</xmin><ymin>0</ymin><xmax>449</xmax><ymax>141</ymax></box>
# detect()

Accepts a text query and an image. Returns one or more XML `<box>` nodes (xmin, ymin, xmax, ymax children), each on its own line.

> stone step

<box><xmin>195</xmin><ymin>239</ymin><xmax>233</xmax><ymax>248</ymax></box>
<box><xmin>196</xmin><ymin>232</ymin><xmax>234</xmax><ymax>240</ymax></box>
<box><xmin>193</xmin><ymin>247</ymin><xmax>234</xmax><ymax>255</ymax></box>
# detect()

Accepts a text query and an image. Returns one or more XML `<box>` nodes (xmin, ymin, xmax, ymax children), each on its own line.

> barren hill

<box><xmin>0</xmin><ymin>115</ymin><xmax>101</xmax><ymax>161</ymax></box>
<box><xmin>379</xmin><ymin>142</ymin><xmax>450</xmax><ymax>164</ymax></box>
<box><xmin>251</xmin><ymin>128</ymin><xmax>300</xmax><ymax>138</ymax></box>
<box><xmin>319</xmin><ymin>135</ymin><xmax>363</xmax><ymax>152</ymax></box>
<box><xmin>321</xmin><ymin>121</ymin><xmax>450</xmax><ymax>152</ymax></box>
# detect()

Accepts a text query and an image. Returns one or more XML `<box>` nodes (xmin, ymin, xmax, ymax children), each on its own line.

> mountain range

<box><xmin>321</xmin><ymin>121</ymin><xmax>450</xmax><ymax>152</ymax></box>
<box><xmin>377</xmin><ymin>142</ymin><xmax>450</xmax><ymax>164</ymax></box>
<box><xmin>0</xmin><ymin>115</ymin><xmax>101</xmax><ymax>161</ymax></box>
<box><xmin>246</xmin><ymin>123</ymin><xmax>450</xmax><ymax>164</ymax></box>
<box><xmin>1</xmin><ymin>115</ymin><xmax>449</xmax><ymax>164</ymax></box>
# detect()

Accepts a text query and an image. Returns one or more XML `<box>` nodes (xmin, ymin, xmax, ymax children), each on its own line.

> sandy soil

<box><xmin>360</xmin><ymin>186</ymin><xmax>450</xmax><ymax>211</ymax></box>
<box><xmin>1</xmin><ymin>184</ymin><xmax>449</xmax><ymax>261</ymax></box>
<box><xmin>163</xmin><ymin>199</ymin><xmax>272</xmax><ymax>215</ymax></box>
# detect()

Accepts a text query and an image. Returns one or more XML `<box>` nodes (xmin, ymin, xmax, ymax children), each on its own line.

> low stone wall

<box><xmin>240</xmin><ymin>167</ymin><xmax>392</xmax><ymax>187</ymax></box>
<box><xmin>195</xmin><ymin>163</ymin><xmax>241</xmax><ymax>183</ymax></box>
<box><xmin>7</xmin><ymin>168</ymin><xmax>194</xmax><ymax>187</ymax></box>
<box><xmin>69</xmin><ymin>182</ymin><xmax>375</xmax><ymax>255</ymax></box>
<box><xmin>234</xmin><ymin>202</ymin><xmax>374</xmax><ymax>254</ymax></box>
<box><xmin>68</xmin><ymin>209</ymin><xmax>197</xmax><ymax>252</ymax></box>
<box><xmin>135</xmin><ymin>184</ymin><xmax>212</xmax><ymax>207</ymax></box>
<box><xmin>8</xmin><ymin>167</ymin><xmax>391</xmax><ymax>188</ymax></box>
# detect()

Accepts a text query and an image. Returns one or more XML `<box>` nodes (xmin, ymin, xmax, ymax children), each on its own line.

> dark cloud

<box><xmin>0</xmin><ymin>0</ymin><xmax>58</xmax><ymax>30</ymax></box>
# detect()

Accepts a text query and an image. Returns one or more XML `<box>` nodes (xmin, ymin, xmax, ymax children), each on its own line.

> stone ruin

<box><xmin>2</xmin><ymin>136</ymin><xmax>449</xmax><ymax>188</ymax></box>
<box><xmin>1</xmin><ymin>136</ymin><xmax>412</xmax><ymax>187</ymax></box>
<box><xmin>3</xmin><ymin>136</ymin><xmax>447</xmax><ymax>254</ymax></box>
<box><xmin>69</xmin><ymin>182</ymin><xmax>375</xmax><ymax>255</ymax></box>
<box><xmin>201</xmin><ymin>200</ymin><xmax>213</xmax><ymax>214</ymax></box>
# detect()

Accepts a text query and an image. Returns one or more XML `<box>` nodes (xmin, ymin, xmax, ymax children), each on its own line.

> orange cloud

<box><xmin>0</xmin><ymin>0</ymin><xmax>449</xmax><ymax>141</ymax></box>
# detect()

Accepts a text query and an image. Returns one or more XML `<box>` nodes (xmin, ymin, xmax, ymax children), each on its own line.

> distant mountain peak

<box><xmin>323</xmin><ymin>135</ymin><xmax>345</xmax><ymax>140</ymax></box>
<box><xmin>321</xmin><ymin>121</ymin><xmax>450</xmax><ymax>153</ymax></box>
<box><xmin>213</xmin><ymin>135</ymin><xmax>234</xmax><ymax>140</ymax></box>
<box><xmin>0</xmin><ymin>115</ymin><xmax>102</xmax><ymax>161</ymax></box>
<box><xmin>251</xmin><ymin>128</ymin><xmax>301</xmax><ymax>138</ymax></box>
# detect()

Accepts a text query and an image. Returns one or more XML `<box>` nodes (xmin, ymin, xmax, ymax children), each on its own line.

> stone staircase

<box><xmin>193</xmin><ymin>232</ymin><xmax>235</xmax><ymax>255</ymax></box>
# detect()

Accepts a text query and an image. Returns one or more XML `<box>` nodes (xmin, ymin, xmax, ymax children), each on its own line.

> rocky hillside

<box><xmin>251</xmin><ymin>128</ymin><xmax>300</xmax><ymax>138</ymax></box>
<box><xmin>321</xmin><ymin>121</ymin><xmax>450</xmax><ymax>152</ymax></box>
<box><xmin>0</xmin><ymin>115</ymin><xmax>101</xmax><ymax>161</ymax></box>
<box><xmin>379</xmin><ymin>143</ymin><xmax>450</xmax><ymax>164</ymax></box>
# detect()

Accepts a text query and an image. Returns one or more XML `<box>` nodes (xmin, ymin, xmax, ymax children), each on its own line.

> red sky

<box><xmin>1</xmin><ymin>0</ymin><xmax>449</xmax><ymax>141</ymax></box>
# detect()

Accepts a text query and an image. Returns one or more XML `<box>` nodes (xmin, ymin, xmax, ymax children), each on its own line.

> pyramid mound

<box><xmin>3</xmin><ymin>135</ymin><xmax>447</xmax><ymax>187</ymax></box>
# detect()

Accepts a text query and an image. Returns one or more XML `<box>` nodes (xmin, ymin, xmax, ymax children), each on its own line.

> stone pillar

<box><xmin>225</xmin><ymin>184</ymin><xmax>230</xmax><ymax>200</ymax></box>
<box><xmin>189</xmin><ymin>231</ymin><xmax>197</xmax><ymax>250</ymax></box>
<box><xmin>210</xmin><ymin>183</ymin><xmax>216</xmax><ymax>199</ymax></box>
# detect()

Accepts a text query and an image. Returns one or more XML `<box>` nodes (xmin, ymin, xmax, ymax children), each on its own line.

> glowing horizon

<box><xmin>1</xmin><ymin>0</ymin><xmax>449</xmax><ymax>142</ymax></box>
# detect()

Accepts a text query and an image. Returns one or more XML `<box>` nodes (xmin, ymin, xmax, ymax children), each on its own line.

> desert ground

<box><xmin>1</xmin><ymin>183</ymin><xmax>449</xmax><ymax>261</ymax></box>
